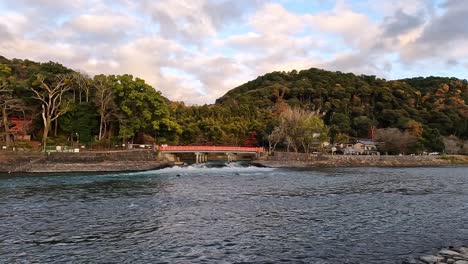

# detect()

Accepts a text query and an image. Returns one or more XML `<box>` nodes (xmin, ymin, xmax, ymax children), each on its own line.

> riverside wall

<box><xmin>254</xmin><ymin>152</ymin><xmax>468</xmax><ymax>168</ymax></box>
<box><xmin>0</xmin><ymin>150</ymin><xmax>171</xmax><ymax>173</ymax></box>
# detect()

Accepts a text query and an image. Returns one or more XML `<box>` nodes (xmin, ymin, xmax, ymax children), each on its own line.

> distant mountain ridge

<box><xmin>216</xmin><ymin>68</ymin><xmax>468</xmax><ymax>140</ymax></box>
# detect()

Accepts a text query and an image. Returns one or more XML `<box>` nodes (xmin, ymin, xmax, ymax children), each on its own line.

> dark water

<box><xmin>1</xmin><ymin>164</ymin><xmax>467</xmax><ymax>263</ymax></box>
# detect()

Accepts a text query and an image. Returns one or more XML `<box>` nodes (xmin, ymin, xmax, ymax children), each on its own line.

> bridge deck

<box><xmin>156</xmin><ymin>146</ymin><xmax>264</xmax><ymax>154</ymax></box>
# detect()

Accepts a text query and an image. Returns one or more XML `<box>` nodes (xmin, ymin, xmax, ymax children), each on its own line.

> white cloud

<box><xmin>305</xmin><ymin>1</ymin><xmax>380</xmax><ymax>50</ymax></box>
<box><xmin>67</xmin><ymin>14</ymin><xmax>137</xmax><ymax>34</ymax></box>
<box><xmin>144</xmin><ymin>0</ymin><xmax>218</xmax><ymax>42</ymax></box>
<box><xmin>0</xmin><ymin>12</ymin><xmax>29</xmax><ymax>36</ymax></box>
<box><xmin>250</xmin><ymin>3</ymin><xmax>304</xmax><ymax>35</ymax></box>
<box><xmin>0</xmin><ymin>0</ymin><xmax>467</xmax><ymax>104</ymax></box>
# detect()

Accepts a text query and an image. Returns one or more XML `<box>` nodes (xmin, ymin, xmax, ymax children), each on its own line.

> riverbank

<box><xmin>0</xmin><ymin>150</ymin><xmax>172</xmax><ymax>173</ymax></box>
<box><xmin>253</xmin><ymin>152</ymin><xmax>468</xmax><ymax>168</ymax></box>
<box><xmin>2</xmin><ymin>150</ymin><xmax>467</xmax><ymax>173</ymax></box>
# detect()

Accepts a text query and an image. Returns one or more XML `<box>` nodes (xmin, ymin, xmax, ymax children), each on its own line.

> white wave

<box><xmin>153</xmin><ymin>162</ymin><xmax>275</xmax><ymax>175</ymax></box>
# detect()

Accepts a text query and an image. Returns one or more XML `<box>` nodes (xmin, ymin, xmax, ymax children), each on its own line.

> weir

<box><xmin>194</xmin><ymin>152</ymin><xmax>209</xmax><ymax>164</ymax></box>
<box><xmin>156</xmin><ymin>146</ymin><xmax>263</xmax><ymax>164</ymax></box>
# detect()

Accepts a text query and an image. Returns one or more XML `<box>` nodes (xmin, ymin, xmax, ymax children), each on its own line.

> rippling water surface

<box><xmin>1</xmin><ymin>164</ymin><xmax>467</xmax><ymax>263</ymax></box>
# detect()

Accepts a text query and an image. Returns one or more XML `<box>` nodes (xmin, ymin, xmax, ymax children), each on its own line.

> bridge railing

<box><xmin>156</xmin><ymin>145</ymin><xmax>264</xmax><ymax>153</ymax></box>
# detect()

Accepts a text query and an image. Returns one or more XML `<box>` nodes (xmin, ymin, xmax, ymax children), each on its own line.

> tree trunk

<box><xmin>107</xmin><ymin>122</ymin><xmax>113</xmax><ymax>140</ymax></box>
<box><xmin>42</xmin><ymin>124</ymin><xmax>49</xmax><ymax>151</ymax></box>
<box><xmin>2</xmin><ymin>106</ymin><xmax>11</xmax><ymax>147</ymax></box>
<box><xmin>103</xmin><ymin>122</ymin><xmax>107</xmax><ymax>140</ymax></box>
<box><xmin>54</xmin><ymin>119</ymin><xmax>58</xmax><ymax>136</ymax></box>
<box><xmin>41</xmin><ymin>108</ymin><xmax>51</xmax><ymax>151</ymax></box>
<box><xmin>99</xmin><ymin>112</ymin><xmax>104</xmax><ymax>141</ymax></box>
<box><xmin>292</xmin><ymin>145</ymin><xmax>299</xmax><ymax>153</ymax></box>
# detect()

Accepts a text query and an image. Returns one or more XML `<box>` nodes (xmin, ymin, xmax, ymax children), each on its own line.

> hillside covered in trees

<box><xmin>216</xmin><ymin>69</ymin><xmax>468</xmax><ymax>153</ymax></box>
<box><xmin>1</xmin><ymin>56</ymin><xmax>467</xmax><ymax>154</ymax></box>
<box><xmin>0</xmin><ymin>56</ymin><xmax>180</xmax><ymax>150</ymax></box>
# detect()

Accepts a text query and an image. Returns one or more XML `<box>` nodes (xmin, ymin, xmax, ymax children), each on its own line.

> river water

<box><xmin>0</xmin><ymin>164</ymin><xmax>467</xmax><ymax>263</ymax></box>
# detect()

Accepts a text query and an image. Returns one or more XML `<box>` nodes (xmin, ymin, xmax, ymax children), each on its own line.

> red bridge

<box><xmin>155</xmin><ymin>146</ymin><xmax>265</xmax><ymax>163</ymax></box>
<box><xmin>156</xmin><ymin>145</ymin><xmax>264</xmax><ymax>153</ymax></box>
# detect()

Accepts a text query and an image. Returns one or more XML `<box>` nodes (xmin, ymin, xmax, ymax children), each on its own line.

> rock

<box><xmin>440</xmin><ymin>250</ymin><xmax>463</xmax><ymax>257</ymax></box>
<box><xmin>458</xmin><ymin>247</ymin><xmax>468</xmax><ymax>253</ymax></box>
<box><xmin>403</xmin><ymin>259</ymin><xmax>425</xmax><ymax>264</ymax></box>
<box><xmin>454</xmin><ymin>261</ymin><xmax>468</xmax><ymax>264</ymax></box>
<box><xmin>419</xmin><ymin>255</ymin><xmax>444</xmax><ymax>263</ymax></box>
<box><xmin>448</xmin><ymin>259</ymin><xmax>456</xmax><ymax>264</ymax></box>
<box><xmin>453</xmin><ymin>255</ymin><xmax>468</xmax><ymax>261</ymax></box>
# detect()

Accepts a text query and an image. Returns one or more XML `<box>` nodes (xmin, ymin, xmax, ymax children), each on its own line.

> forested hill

<box><xmin>216</xmin><ymin>68</ymin><xmax>468</xmax><ymax>140</ymax></box>
<box><xmin>0</xmin><ymin>56</ymin><xmax>180</xmax><ymax>148</ymax></box>
<box><xmin>1</xmin><ymin>56</ymin><xmax>467</xmax><ymax>154</ymax></box>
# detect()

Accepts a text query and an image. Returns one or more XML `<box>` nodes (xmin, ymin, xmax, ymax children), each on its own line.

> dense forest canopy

<box><xmin>216</xmin><ymin>68</ymin><xmax>468</xmax><ymax>153</ymax></box>
<box><xmin>0</xmin><ymin>56</ymin><xmax>467</xmax><ymax>154</ymax></box>
<box><xmin>0</xmin><ymin>56</ymin><xmax>179</xmax><ymax>150</ymax></box>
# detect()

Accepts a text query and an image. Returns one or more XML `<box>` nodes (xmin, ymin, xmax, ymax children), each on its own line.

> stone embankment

<box><xmin>403</xmin><ymin>246</ymin><xmax>468</xmax><ymax>264</ymax></box>
<box><xmin>0</xmin><ymin>150</ymin><xmax>171</xmax><ymax>173</ymax></box>
<box><xmin>254</xmin><ymin>152</ymin><xmax>468</xmax><ymax>167</ymax></box>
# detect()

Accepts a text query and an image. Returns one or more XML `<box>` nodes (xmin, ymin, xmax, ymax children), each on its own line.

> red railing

<box><xmin>156</xmin><ymin>145</ymin><xmax>264</xmax><ymax>153</ymax></box>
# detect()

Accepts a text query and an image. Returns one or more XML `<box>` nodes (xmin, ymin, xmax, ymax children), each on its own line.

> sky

<box><xmin>0</xmin><ymin>0</ymin><xmax>467</xmax><ymax>104</ymax></box>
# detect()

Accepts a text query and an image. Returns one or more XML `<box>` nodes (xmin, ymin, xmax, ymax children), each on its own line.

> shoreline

<box><xmin>253</xmin><ymin>153</ymin><xmax>468</xmax><ymax>168</ymax></box>
<box><xmin>1</xmin><ymin>150</ymin><xmax>467</xmax><ymax>174</ymax></box>
<box><xmin>0</xmin><ymin>150</ymin><xmax>172</xmax><ymax>174</ymax></box>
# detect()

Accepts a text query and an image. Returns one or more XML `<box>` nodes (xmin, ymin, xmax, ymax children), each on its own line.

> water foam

<box><xmin>154</xmin><ymin>162</ymin><xmax>275</xmax><ymax>175</ymax></box>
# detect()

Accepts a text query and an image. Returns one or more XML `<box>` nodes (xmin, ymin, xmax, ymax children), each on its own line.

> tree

<box><xmin>112</xmin><ymin>75</ymin><xmax>181</xmax><ymax>144</ymax></box>
<box><xmin>334</xmin><ymin>133</ymin><xmax>350</xmax><ymax>143</ymax></box>
<box><xmin>352</xmin><ymin>116</ymin><xmax>374</xmax><ymax>138</ymax></box>
<box><xmin>0</xmin><ymin>65</ymin><xmax>27</xmax><ymax>146</ymax></box>
<box><xmin>375</xmin><ymin>128</ymin><xmax>418</xmax><ymax>154</ymax></box>
<box><xmin>462</xmin><ymin>140</ymin><xmax>468</xmax><ymax>155</ymax></box>
<box><xmin>405</xmin><ymin>119</ymin><xmax>424</xmax><ymax>138</ymax></box>
<box><xmin>31</xmin><ymin>74</ymin><xmax>73</xmax><ymax>150</ymax></box>
<box><xmin>279</xmin><ymin>107</ymin><xmax>303</xmax><ymax>152</ymax></box>
<box><xmin>71</xmin><ymin>72</ymin><xmax>91</xmax><ymax>103</ymax></box>
<box><xmin>277</xmin><ymin>107</ymin><xmax>328</xmax><ymax>153</ymax></box>
<box><xmin>93</xmin><ymin>75</ymin><xmax>118</xmax><ymax>141</ymax></box>
<box><xmin>299</xmin><ymin>114</ymin><xmax>328</xmax><ymax>153</ymax></box>
<box><xmin>329</xmin><ymin>112</ymin><xmax>352</xmax><ymax>141</ymax></box>
<box><xmin>59</xmin><ymin>103</ymin><xmax>99</xmax><ymax>145</ymax></box>
<box><xmin>443</xmin><ymin>135</ymin><xmax>462</xmax><ymax>154</ymax></box>
<box><xmin>421</xmin><ymin>127</ymin><xmax>444</xmax><ymax>152</ymax></box>
<box><xmin>268</xmin><ymin>126</ymin><xmax>284</xmax><ymax>153</ymax></box>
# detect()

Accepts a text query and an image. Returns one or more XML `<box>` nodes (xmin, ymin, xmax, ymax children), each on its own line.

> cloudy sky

<box><xmin>0</xmin><ymin>0</ymin><xmax>467</xmax><ymax>104</ymax></box>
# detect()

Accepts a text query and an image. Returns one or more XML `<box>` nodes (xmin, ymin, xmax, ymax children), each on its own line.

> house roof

<box><xmin>356</xmin><ymin>139</ymin><xmax>377</xmax><ymax>145</ymax></box>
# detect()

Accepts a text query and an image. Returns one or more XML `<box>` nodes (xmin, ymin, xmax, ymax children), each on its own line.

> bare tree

<box><xmin>93</xmin><ymin>75</ymin><xmax>118</xmax><ymax>141</ymax></box>
<box><xmin>443</xmin><ymin>135</ymin><xmax>462</xmax><ymax>154</ymax></box>
<box><xmin>31</xmin><ymin>74</ymin><xmax>73</xmax><ymax>150</ymax></box>
<box><xmin>268</xmin><ymin>126</ymin><xmax>284</xmax><ymax>153</ymax></box>
<box><xmin>462</xmin><ymin>140</ymin><xmax>468</xmax><ymax>155</ymax></box>
<box><xmin>375</xmin><ymin>128</ymin><xmax>417</xmax><ymax>154</ymax></box>
<box><xmin>72</xmin><ymin>72</ymin><xmax>91</xmax><ymax>103</ymax></box>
